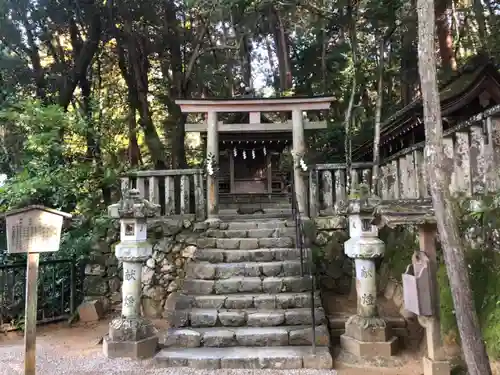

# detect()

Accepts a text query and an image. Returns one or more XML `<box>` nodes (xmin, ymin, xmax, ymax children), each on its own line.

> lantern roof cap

<box><xmin>108</xmin><ymin>189</ymin><xmax>160</xmax><ymax>219</ymax></box>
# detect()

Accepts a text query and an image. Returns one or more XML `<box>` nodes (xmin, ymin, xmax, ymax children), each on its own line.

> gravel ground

<box><xmin>0</xmin><ymin>320</ymin><xmax>424</xmax><ymax>375</ymax></box>
<box><xmin>0</xmin><ymin>341</ymin><xmax>344</xmax><ymax>375</ymax></box>
<box><xmin>0</xmin><ymin>341</ymin><xmax>341</xmax><ymax>375</ymax></box>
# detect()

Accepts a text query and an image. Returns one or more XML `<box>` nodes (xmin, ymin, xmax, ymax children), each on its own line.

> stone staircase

<box><xmin>155</xmin><ymin>217</ymin><xmax>333</xmax><ymax>369</ymax></box>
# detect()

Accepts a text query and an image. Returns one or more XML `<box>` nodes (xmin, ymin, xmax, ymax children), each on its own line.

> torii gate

<box><xmin>175</xmin><ymin>96</ymin><xmax>335</xmax><ymax>221</ymax></box>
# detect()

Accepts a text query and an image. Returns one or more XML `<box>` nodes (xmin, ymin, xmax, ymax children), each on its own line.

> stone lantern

<box><xmin>340</xmin><ymin>191</ymin><xmax>397</xmax><ymax>357</ymax></box>
<box><xmin>103</xmin><ymin>189</ymin><xmax>160</xmax><ymax>359</ymax></box>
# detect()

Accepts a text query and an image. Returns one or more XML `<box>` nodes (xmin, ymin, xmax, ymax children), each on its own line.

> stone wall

<box><xmin>312</xmin><ymin>216</ymin><xmax>352</xmax><ymax>295</ymax></box>
<box><xmin>83</xmin><ymin>218</ymin><xmax>208</xmax><ymax>318</ymax></box>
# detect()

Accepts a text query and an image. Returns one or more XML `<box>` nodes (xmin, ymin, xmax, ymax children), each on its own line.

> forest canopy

<box><xmin>0</xmin><ymin>0</ymin><xmax>498</xmax><ymax>214</ymax></box>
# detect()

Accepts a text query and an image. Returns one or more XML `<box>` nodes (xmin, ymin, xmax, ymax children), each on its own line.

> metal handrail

<box><xmin>290</xmin><ymin>172</ymin><xmax>316</xmax><ymax>353</ymax></box>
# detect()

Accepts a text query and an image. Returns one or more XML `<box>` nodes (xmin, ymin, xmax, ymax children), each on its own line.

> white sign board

<box><xmin>5</xmin><ymin>206</ymin><xmax>71</xmax><ymax>254</ymax></box>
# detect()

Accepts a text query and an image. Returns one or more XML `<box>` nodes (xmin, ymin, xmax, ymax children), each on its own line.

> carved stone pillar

<box><xmin>292</xmin><ymin>109</ymin><xmax>307</xmax><ymax>216</ymax></box>
<box><xmin>103</xmin><ymin>189</ymin><xmax>160</xmax><ymax>359</ymax></box>
<box><xmin>340</xmin><ymin>199</ymin><xmax>398</xmax><ymax>357</ymax></box>
<box><xmin>206</xmin><ymin>111</ymin><xmax>219</xmax><ymax>222</ymax></box>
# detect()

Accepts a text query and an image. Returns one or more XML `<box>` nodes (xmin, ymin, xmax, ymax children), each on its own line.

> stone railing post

<box><xmin>103</xmin><ymin>189</ymin><xmax>160</xmax><ymax>359</ymax></box>
<box><xmin>341</xmin><ymin>194</ymin><xmax>398</xmax><ymax>357</ymax></box>
<box><xmin>417</xmin><ymin>224</ymin><xmax>450</xmax><ymax>375</ymax></box>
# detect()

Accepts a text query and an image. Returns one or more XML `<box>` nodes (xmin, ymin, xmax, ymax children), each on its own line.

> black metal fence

<box><xmin>0</xmin><ymin>252</ymin><xmax>84</xmax><ymax>330</ymax></box>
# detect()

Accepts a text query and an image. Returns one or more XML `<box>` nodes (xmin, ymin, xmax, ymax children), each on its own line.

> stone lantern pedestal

<box><xmin>340</xmin><ymin>198</ymin><xmax>398</xmax><ymax>357</ymax></box>
<box><xmin>103</xmin><ymin>189</ymin><xmax>160</xmax><ymax>359</ymax></box>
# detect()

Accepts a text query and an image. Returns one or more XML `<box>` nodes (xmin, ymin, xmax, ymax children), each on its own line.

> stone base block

<box><xmin>345</xmin><ymin>318</ymin><xmax>389</xmax><ymax>342</ymax></box>
<box><xmin>423</xmin><ymin>356</ymin><xmax>450</xmax><ymax>375</ymax></box>
<box><xmin>340</xmin><ymin>334</ymin><xmax>398</xmax><ymax>358</ymax></box>
<box><xmin>103</xmin><ymin>335</ymin><xmax>158</xmax><ymax>359</ymax></box>
<box><xmin>108</xmin><ymin>317</ymin><xmax>157</xmax><ymax>342</ymax></box>
<box><xmin>77</xmin><ymin>300</ymin><xmax>104</xmax><ymax>322</ymax></box>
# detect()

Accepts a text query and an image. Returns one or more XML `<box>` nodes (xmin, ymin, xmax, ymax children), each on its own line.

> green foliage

<box><xmin>379</xmin><ymin>226</ymin><xmax>418</xmax><ymax>278</ymax></box>
<box><xmin>436</xmin><ymin>195</ymin><xmax>500</xmax><ymax>358</ymax></box>
<box><xmin>0</xmin><ymin>101</ymin><xmax>115</xmax><ymax>215</ymax></box>
<box><xmin>0</xmin><ymin>99</ymin><xmax>115</xmax><ymax>284</ymax></box>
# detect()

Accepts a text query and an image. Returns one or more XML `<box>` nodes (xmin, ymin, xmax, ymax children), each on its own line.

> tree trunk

<box><xmin>344</xmin><ymin>3</ymin><xmax>358</xmax><ymax>190</ymax></box>
<box><xmin>265</xmin><ymin>35</ymin><xmax>277</xmax><ymax>91</ymax></box>
<box><xmin>127</xmin><ymin>99</ymin><xmax>141</xmax><ymax>167</ymax></box>
<box><xmin>117</xmin><ymin>42</ymin><xmax>142</xmax><ymax>167</ymax></box>
<box><xmin>386</xmin><ymin>42</ymin><xmax>393</xmax><ymax>108</ymax></box>
<box><xmin>276</xmin><ymin>10</ymin><xmax>292</xmax><ymax>90</ymax></box>
<box><xmin>125</xmin><ymin>88</ymin><xmax>142</xmax><ymax>168</ymax></box>
<box><xmin>416</xmin><ymin>0</ymin><xmax>493</xmax><ymax>374</ymax></box>
<box><xmin>271</xmin><ymin>7</ymin><xmax>292</xmax><ymax>94</ymax></box>
<box><xmin>59</xmin><ymin>14</ymin><xmax>102</xmax><ymax>110</ymax></box>
<box><xmin>400</xmin><ymin>0</ymin><xmax>419</xmax><ymax>105</ymax></box>
<box><xmin>119</xmin><ymin>31</ymin><xmax>166</xmax><ymax>169</ymax></box>
<box><xmin>221</xmin><ymin>16</ymin><xmax>235</xmax><ymax>97</ymax></box>
<box><xmin>435</xmin><ymin>0</ymin><xmax>457</xmax><ymax>74</ymax></box>
<box><xmin>372</xmin><ymin>37</ymin><xmax>384</xmax><ymax>195</ymax></box>
<box><xmin>163</xmin><ymin>0</ymin><xmax>187</xmax><ymax>169</ymax></box>
<box><xmin>472</xmin><ymin>0</ymin><xmax>487</xmax><ymax>51</ymax></box>
<box><xmin>320</xmin><ymin>11</ymin><xmax>327</xmax><ymax>94</ymax></box>
<box><xmin>78</xmin><ymin>55</ymin><xmax>111</xmax><ymax>205</ymax></box>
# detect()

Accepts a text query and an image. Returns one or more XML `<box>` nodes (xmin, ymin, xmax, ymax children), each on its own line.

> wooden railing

<box><xmin>308</xmin><ymin>162</ymin><xmax>373</xmax><ymax>216</ymax></box>
<box><xmin>121</xmin><ymin>169</ymin><xmax>206</xmax><ymax>220</ymax></box>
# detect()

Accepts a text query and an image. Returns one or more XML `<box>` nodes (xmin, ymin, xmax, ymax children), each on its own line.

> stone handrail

<box><xmin>121</xmin><ymin>169</ymin><xmax>206</xmax><ymax>220</ymax></box>
<box><xmin>309</xmin><ymin>162</ymin><xmax>373</xmax><ymax>216</ymax></box>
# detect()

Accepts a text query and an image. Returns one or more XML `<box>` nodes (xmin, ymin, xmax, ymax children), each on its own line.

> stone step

<box><xmin>194</xmin><ymin>248</ymin><xmax>311</xmax><ymax>263</ymax></box>
<box><xmin>219</xmin><ymin>202</ymin><xmax>290</xmax><ymax>210</ymax></box>
<box><xmin>182</xmin><ymin>276</ymin><xmax>314</xmax><ymax>295</ymax></box>
<box><xmin>197</xmin><ymin>237</ymin><xmax>296</xmax><ymax>250</ymax></box>
<box><xmin>203</xmin><ymin>227</ymin><xmax>296</xmax><ymax>239</ymax></box>
<box><xmin>224</xmin><ymin>220</ymin><xmax>292</xmax><ymax>230</ymax></box>
<box><xmin>155</xmin><ymin>345</ymin><xmax>332</xmax><ymax>369</ymax></box>
<box><xmin>218</xmin><ymin>212</ymin><xmax>292</xmax><ymax>221</ymax></box>
<box><xmin>190</xmin><ymin>292</ymin><xmax>321</xmax><ymax>310</ymax></box>
<box><xmin>185</xmin><ymin>260</ymin><xmax>304</xmax><ymax>279</ymax></box>
<box><xmin>160</xmin><ymin>324</ymin><xmax>330</xmax><ymax>349</ymax></box>
<box><xmin>171</xmin><ymin>308</ymin><xmax>326</xmax><ymax>328</ymax></box>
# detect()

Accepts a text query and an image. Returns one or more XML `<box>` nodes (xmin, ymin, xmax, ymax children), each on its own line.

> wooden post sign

<box><xmin>4</xmin><ymin>205</ymin><xmax>72</xmax><ymax>375</ymax></box>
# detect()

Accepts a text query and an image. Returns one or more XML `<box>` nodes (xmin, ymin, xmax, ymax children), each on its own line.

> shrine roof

<box><xmin>352</xmin><ymin>54</ymin><xmax>500</xmax><ymax>160</ymax></box>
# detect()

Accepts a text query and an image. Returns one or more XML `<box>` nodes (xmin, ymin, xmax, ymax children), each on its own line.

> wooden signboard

<box><xmin>5</xmin><ymin>205</ymin><xmax>71</xmax><ymax>375</ymax></box>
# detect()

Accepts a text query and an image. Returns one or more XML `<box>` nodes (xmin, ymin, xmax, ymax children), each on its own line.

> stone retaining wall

<box><xmin>83</xmin><ymin>218</ymin><xmax>208</xmax><ymax>318</ymax></box>
<box><xmin>83</xmin><ymin>213</ymin><xmax>419</xmax><ymax>341</ymax></box>
<box><xmin>313</xmin><ymin>216</ymin><xmax>352</xmax><ymax>295</ymax></box>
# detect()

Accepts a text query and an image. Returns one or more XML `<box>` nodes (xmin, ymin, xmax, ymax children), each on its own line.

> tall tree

<box><xmin>416</xmin><ymin>0</ymin><xmax>493</xmax><ymax>373</ymax></box>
